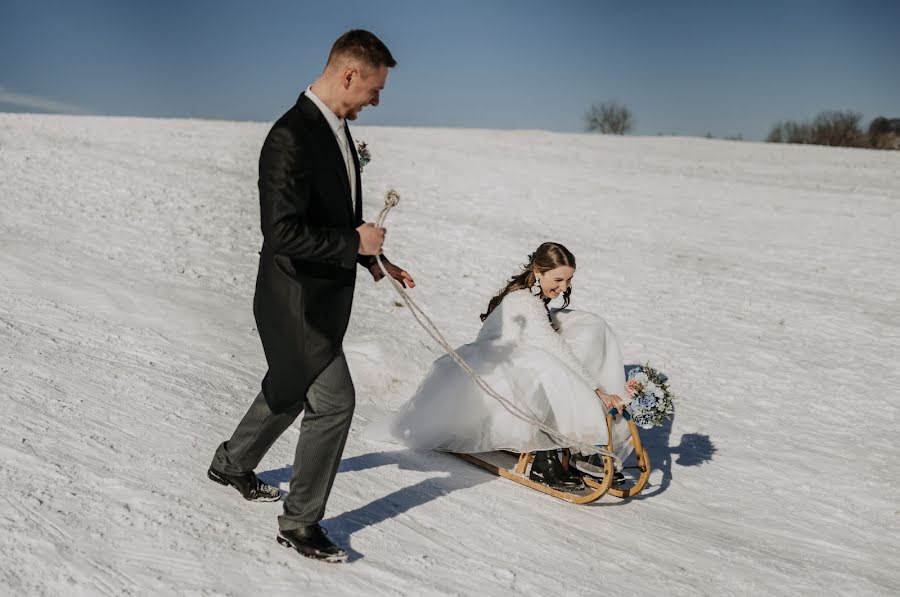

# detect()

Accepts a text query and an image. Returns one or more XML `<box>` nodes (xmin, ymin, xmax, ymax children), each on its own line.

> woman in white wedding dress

<box><xmin>370</xmin><ymin>242</ymin><xmax>634</xmax><ymax>492</ymax></box>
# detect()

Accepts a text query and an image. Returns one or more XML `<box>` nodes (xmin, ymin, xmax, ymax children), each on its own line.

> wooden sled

<box><xmin>454</xmin><ymin>410</ymin><xmax>651</xmax><ymax>504</ymax></box>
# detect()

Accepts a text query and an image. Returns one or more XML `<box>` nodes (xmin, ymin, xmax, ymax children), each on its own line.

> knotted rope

<box><xmin>374</xmin><ymin>189</ymin><xmax>621</xmax><ymax>465</ymax></box>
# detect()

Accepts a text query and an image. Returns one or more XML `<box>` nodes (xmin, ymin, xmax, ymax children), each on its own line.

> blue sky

<box><xmin>1</xmin><ymin>0</ymin><xmax>897</xmax><ymax>139</ymax></box>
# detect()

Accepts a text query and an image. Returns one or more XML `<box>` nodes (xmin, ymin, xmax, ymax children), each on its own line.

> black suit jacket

<box><xmin>253</xmin><ymin>93</ymin><xmax>375</xmax><ymax>413</ymax></box>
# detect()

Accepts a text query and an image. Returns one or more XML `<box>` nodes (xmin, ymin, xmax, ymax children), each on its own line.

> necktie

<box><xmin>335</xmin><ymin>122</ymin><xmax>356</xmax><ymax>206</ymax></box>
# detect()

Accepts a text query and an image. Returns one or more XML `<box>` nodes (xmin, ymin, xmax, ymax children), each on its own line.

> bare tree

<box><xmin>767</xmin><ymin>110</ymin><xmax>865</xmax><ymax>147</ymax></box>
<box><xmin>585</xmin><ymin>101</ymin><xmax>633</xmax><ymax>135</ymax></box>
<box><xmin>784</xmin><ymin>120</ymin><xmax>813</xmax><ymax>144</ymax></box>
<box><xmin>867</xmin><ymin>116</ymin><xmax>900</xmax><ymax>149</ymax></box>
<box><xmin>810</xmin><ymin>111</ymin><xmax>863</xmax><ymax>147</ymax></box>
<box><xmin>766</xmin><ymin>122</ymin><xmax>785</xmax><ymax>143</ymax></box>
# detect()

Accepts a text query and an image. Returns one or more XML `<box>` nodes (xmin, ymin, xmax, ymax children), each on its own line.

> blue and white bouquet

<box><xmin>625</xmin><ymin>364</ymin><xmax>674</xmax><ymax>429</ymax></box>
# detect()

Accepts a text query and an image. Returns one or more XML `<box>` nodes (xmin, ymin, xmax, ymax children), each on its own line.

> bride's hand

<box><xmin>596</xmin><ymin>390</ymin><xmax>625</xmax><ymax>413</ymax></box>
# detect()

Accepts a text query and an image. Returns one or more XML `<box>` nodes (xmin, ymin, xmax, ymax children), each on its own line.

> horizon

<box><xmin>2</xmin><ymin>0</ymin><xmax>898</xmax><ymax>140</ymax></box>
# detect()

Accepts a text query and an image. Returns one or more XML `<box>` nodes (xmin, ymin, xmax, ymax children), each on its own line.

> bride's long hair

<box><xmin>480</xmin><ymin>242</ymin><xmax>576</xmax><ymax>322</ymax></box>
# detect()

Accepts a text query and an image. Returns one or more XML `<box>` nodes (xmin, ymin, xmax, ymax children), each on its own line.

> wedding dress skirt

<box><xmin>369</xmin><ymin>309</ymin><xmax>634</xmax><ymax>459</ymax></box>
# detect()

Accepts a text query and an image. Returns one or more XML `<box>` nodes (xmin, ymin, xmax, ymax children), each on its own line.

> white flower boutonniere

<box><xmin>356</xmin><ymin>141</ymin><xmax>371</xmax><ymax>171</ymax></box>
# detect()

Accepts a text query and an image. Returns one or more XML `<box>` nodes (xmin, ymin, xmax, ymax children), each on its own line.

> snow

<box><xmin>1</xmin><ymin>112</ymin><xmax>898</xmax><ymax>596</ymax></box>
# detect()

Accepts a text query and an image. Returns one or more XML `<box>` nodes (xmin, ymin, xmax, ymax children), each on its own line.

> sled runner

<box><xmin>454</xmin><ymin>410</ymin><xmax>651</xmax><ymax>504</ymax></box>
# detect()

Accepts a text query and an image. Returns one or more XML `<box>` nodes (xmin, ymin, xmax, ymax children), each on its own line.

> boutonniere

<box><xmin>356</xmin><ymin>141</ymin><xmax>371</xmax><ymax>171</ymax></box>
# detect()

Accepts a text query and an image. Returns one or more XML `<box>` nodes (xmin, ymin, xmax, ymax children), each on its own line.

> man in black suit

<box><xmin>208</xmin><ymin>30</ymin><xmax>414</xmax><ymax>563</ymax></box>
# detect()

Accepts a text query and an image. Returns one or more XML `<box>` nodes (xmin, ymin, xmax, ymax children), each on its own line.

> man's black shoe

<box><xmin>277</xmin><ymin>525</ymin><xmax>348</xmax><ymax>563</ymax></box>
<box><xmin>207</xmin><ymin>467</ymin><xmax>281</xmax><ymax>502</ymax></box>
<box><xmin>528</xmin><ymin>450</ymin><xmax>584</xmax><ymax>493</ymax></box>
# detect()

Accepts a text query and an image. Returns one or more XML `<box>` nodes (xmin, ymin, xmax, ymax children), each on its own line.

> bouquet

<box><xmin>625</xmin><ymin>364</ymin><xmax>674</xmax><ymax>429</ymax></box>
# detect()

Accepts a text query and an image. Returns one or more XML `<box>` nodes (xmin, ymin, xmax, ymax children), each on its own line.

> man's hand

<box><xmin>357</xmin><ymin>223</ymin><xmax>385</xmax><ymax>256</ymax></box>
<box><xmin>369</xmin><ymin>258</ymin><xmax>416</xmax><ymax>288</ymax></box>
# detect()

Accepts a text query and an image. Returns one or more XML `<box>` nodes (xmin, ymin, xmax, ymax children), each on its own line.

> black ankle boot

<box><xmin>529</xmin><ymin>450</ymin><xmax>584</xmax><ymax>492</ymax></box>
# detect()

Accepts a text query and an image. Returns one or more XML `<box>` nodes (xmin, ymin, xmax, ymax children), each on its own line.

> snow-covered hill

<box><xmin>1</xmin><ymin>113</ymin><xmax>898</xmax><ymax>596</ymax></box>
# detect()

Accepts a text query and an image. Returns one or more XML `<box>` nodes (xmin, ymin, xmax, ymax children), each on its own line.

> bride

<box><xmin>370</xmin><ymin>242</ymin><xmax>634</xmax><ymax>492</ymax></box>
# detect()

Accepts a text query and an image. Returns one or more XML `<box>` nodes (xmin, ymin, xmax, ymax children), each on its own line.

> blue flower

<box><xmin>633</xmin><ymin>393</ymin><xmax>657</xmax><ymax>410</ymax></box>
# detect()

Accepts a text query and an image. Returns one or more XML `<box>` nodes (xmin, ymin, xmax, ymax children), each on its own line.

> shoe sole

<box><xmin>528</xmin><ymin>473</ymin><xmax>585</xmax><ymax>493</ymax></box>
<box><xmin>276</xmin><ymin>535</ymin><xmax>348</xmax><ymax>563</ymax></box>
<box><xmin>572</xmin><ymin>464</ymin><xmax>626</xmax><ymax>486</ymax></box>
<box><xmin>207</xmin><ymin>469</ymin><xmax>281</xmax><ymax>502</ymax></box>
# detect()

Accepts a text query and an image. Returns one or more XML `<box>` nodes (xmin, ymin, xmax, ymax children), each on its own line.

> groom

<box><xmin>208</xmin><ymin>30</ymin><xmax>414</xmax><ymax>563</ymax></box>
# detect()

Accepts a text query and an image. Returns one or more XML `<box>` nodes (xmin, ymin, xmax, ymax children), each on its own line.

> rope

<box><xmin>373</xmin><ymin>189</ymin><xmax>621</xmax><ymax>465</ymax></box>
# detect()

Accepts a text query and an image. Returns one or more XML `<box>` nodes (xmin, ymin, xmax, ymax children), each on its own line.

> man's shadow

<box><xmin>258</xmin><ymin>343</ymin><xmax>518</xmax><ymax>561</ymax></box>
<box><xmin>622</xmin><ymin>364</ymin><xmax>716</xmax><ymax>499</ymax></box>
<box><xmin>260</xmin><ymin>448</ymin><xmax>493</xmax><ymax>561</ymax></box>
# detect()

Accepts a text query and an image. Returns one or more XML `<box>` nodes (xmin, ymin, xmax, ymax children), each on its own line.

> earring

<box><xmin>531</xmin><ymin>276</ymin><xmax>542</xmax><ymax>295</ymax></box>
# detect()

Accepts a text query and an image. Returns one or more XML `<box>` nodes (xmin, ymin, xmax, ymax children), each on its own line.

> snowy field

<box><xmin>1</xmin><ymin>112</ymin><xmax>898</xmax><ymax>596</ymax></box>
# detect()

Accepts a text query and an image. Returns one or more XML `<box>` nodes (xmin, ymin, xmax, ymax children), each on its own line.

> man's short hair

<box><xmin>327</xmin><ymin>29</ymin><xmax>396</xmax><ymax>69</ymax></box>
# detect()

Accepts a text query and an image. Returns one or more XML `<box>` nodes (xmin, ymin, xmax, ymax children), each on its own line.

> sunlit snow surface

<box><xmin>1</xmin><ymin>113</ymin><xmax>898</xmax><ymax>595</ymax></box>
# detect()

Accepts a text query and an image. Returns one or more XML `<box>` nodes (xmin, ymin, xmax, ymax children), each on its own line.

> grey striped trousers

<box><xmin>211</xmin><ymin>352</ymin><xmax>355</xmax><ymax>530</ymax></box>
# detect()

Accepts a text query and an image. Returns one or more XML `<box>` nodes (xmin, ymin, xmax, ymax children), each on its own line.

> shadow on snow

<box><xmin>259</xmin><ymin>364</ymin><xmax>716</xmax><ymax>559</ymax></box>
<box><xmin>260</xmin><ymin>448</ymin><xmax>493</xmax><ymax>561</ymax></box>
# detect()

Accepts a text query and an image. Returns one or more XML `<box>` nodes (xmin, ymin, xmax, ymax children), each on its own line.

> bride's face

<box><xmin>536</xmin><ymin>266</ymin><xmax>575</xmax><ymax>300</ymax></box>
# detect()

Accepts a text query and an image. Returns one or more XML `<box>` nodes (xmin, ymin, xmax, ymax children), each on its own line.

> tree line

<box><xmin>766</xmin><ymin>111</ymin><xmax>899</xmax><ymax>149</ymax></box>
<box><xmin>585</xmin><ymin>101</ymin><xmax>899</xmax><ymax>149</ymax></box>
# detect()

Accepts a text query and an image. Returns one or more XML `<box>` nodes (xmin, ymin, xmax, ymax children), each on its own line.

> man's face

<box><xmin>343</xmin><ymin>64</ymin><xmax>388</xmax><ymax>120</ymax></box>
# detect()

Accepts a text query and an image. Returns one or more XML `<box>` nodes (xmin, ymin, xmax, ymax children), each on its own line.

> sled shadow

<box><xmin>260</xmin><ymin>449</ymin><xmax>494</xmax><ymax>562</ymax></box>
<box><xmin>622</xmin><ymin>364</ymin><xmax>717</xmax><ymax>500</ymax></box>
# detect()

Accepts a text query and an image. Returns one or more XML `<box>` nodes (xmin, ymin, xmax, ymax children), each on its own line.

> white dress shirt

<box><xmin>305</xmin><ymin>85</ymin><xmax>356</xmax><ymax>206</ymax></box>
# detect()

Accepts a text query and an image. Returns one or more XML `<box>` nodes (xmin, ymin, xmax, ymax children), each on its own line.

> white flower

<box><xmin>632</xmin><ymin>411</ymin><xmax>655</xmax><ymax>430</ymax></box>
<box><xmin>630</xmin><ymin>371</ymin><xmax>649</xmax><ymax>385</ymax></box>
